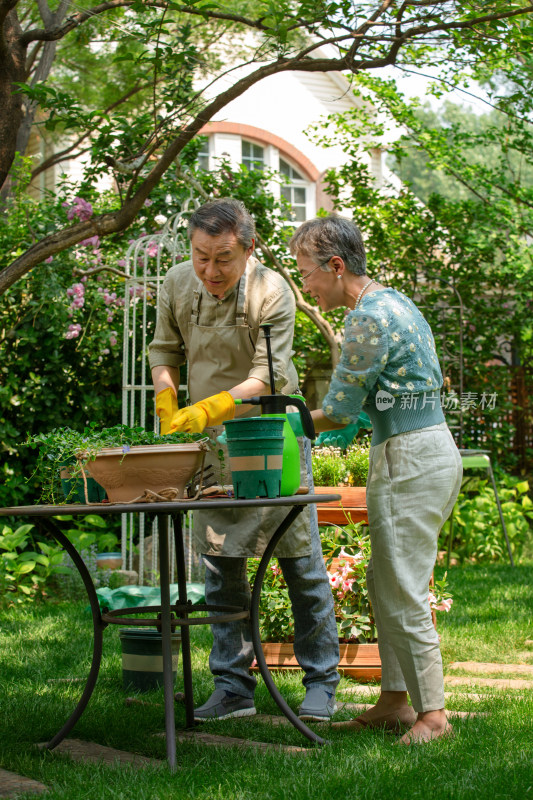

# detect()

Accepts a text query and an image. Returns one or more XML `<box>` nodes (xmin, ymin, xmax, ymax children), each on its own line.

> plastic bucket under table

<box><xmin>119</xmin><ymin>628</ymin><xmax>181</xmax><ymax>693</ymax></box>
<box><xmin>224</xmin><ymin>417</ymin><xmax>285</xmax><ymax>499</ymax></box>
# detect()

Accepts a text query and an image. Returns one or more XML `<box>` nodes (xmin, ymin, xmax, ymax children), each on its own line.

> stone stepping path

<box><xmin>445</xmin><ymin>676</ymin><xmax>533</xmax><ymax>689</ymax></box>
<box><xmin>448</xmin><ymin>661</ymin><xmax>533</xmax><ymax>675</ymax></box>
<box><xmin>38</xmin><ymin>739</ymin><xmax>163</xmax><ymax>768</ymax></box>
<box><xmin>0</xmin><ymin>769</ymin><xmax>48</xmax><ymax>799</ymax></box>
<box><xmin>171</xmin><ymin>729</ymin><xmax>310</xmax><ymax>753</ymax></box>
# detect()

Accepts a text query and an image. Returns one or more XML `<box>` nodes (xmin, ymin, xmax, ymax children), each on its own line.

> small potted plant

<box><xmin>26</xmin><ymin>423</ymin><xmax>210</xmax><ymax>504</ymax></box>
<box><xmin>312</xmin><ymin>443</ymin><xmax>370</xmax><ymax>526</ymax></box>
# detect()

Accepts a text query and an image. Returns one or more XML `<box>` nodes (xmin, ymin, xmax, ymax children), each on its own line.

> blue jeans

<box><xmin>202</xmin><ymin>522</ymin><xmax>340</xmax><ymax>698</ymax></box>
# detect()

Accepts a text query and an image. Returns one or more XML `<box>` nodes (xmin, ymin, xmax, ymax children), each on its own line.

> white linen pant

<box><xmin>366</xmin><ymin>423</ymin><xmax>463</xmax><ymax>712</ymax></box>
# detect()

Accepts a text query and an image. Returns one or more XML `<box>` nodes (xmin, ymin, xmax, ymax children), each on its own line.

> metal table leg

<box><xmin>172</xmin><ymin>513</ymin><xmax>196</xmax><ymax>729</ymax></box>
<box><xmin>250</xmin><ymin>505</ymin><xmax>327</xmax><ymax>747</ymax></box>
<box><xmin>39</xmin><ymin>520</ymin><xmax>107</xmax><ymax>750</ymax></box>
<box><xmin>156</xmin><ymin>514</ymin><xmax>178</xmax><ymax>772</ymax></box>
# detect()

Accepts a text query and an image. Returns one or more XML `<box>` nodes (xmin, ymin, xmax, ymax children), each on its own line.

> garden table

<box><xmin>0</xmin><ymin>492</ymin><xmax>339</xmax><ymax>771</ymax></box>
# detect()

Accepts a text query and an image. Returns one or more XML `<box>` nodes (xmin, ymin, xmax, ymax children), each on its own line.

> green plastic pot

<box><xmin>224</xmin><ymin>417</ymin><xmax>285</xmax><ymax>499</ymax></box>
<box><xmin>60</xmin><ymin>461</ymin><xmax>106</xmax><ymax>503</ymax></box>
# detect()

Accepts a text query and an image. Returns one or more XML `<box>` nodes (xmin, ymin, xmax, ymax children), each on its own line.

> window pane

<box><xmin>281</xmin><ymin>186</ymin><xmax>291</xmax><ymax>202</ymax></box>
<box><xmin>279</xmin><ymin>159</ymin><xmax>291</xmax><ymax>177</ymax></box>
<box><xmin>242</xmin><ymin>140</ymin><xmax>264</xmax><ymax>171</ymax></box>
<box><xmin>293</xmin><ymin>206</ymin><xmax>306</xmax><ymax>222</ymax></box>
<box><xmin>293</xmin><ymin>187</ymin><xmax>306</xmax><ymax>204</ymax></box>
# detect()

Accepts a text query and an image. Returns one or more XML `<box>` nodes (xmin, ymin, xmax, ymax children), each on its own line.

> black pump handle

<box><xmin>245</xmin><ymin>395</ymin><xmax>316</xmax><ymax>441</ymax></box>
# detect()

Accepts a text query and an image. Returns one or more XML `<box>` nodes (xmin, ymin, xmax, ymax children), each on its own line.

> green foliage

<box><xmin>59</xmin><ymin>514</ymin><xmax>119</xmax><ymax>555</ymax></box>
<box><xmin>321</xmin><ymin>524</ymin><xmax>376</xmax><ymax>642</ymax></box>
<box><xmin>440</xmin><ymin>475</ymin><xmax>533</xmax><ymax>563</ymax></box>
<box><xmin>0</xmin><ymin>523</ymin><xmax>69</xmax><ymax>608</ymax></box>
<box><xmin>26</xmin><ymin>423</ymin><xmax>206</xmax><ymax>504</ymax></box>
<box><xmin>311</xmin><ymin>442</ymin><xmax>370</xmax><ymax>487</ymax></box>
<box><xmin>247</xmin><ymin>558</ymin><xmax>294</xmax><ymax>642</ymax></box>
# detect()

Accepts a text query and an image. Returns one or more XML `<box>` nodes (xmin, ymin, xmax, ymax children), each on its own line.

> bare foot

<box><xmin>397</xmin><ymin>709</ymin><xmax>453</xmax><ymax>745</ymax></box>
<box><xmin>332</xmin><ymin>691</ymin><xmax>416</xmax><ymax>732</ymax></box>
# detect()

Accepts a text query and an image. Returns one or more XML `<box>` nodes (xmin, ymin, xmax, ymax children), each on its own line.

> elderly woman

<box><xmin>289</xmin><ymin>215</ymin><xmax>462</xmax><ymax>744</ymax></box>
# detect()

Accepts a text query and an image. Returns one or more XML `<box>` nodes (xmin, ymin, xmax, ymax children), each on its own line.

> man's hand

<box><xmin>170</xmin><ymin>391</ymin><xmax>236</xmax><ymax>433</ymax></box>
<box><xmin>155</xmin><ymin>387</ymin><xmax>179</xmax><ymax>435</ymax></box>
<box><xmin>315</xmin><ymin>412</ymin><xmax>372</xmax><ymax>449</ymax></box>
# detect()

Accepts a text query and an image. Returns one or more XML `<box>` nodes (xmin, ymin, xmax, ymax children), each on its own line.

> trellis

<box><xmin>120</xmin><ymin>193</ymin><xmax>200</xmax><ymax>584</ymax></box>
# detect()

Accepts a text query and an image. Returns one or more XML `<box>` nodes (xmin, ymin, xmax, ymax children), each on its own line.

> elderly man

<box><xmin>148</xmin><ymin>198</ymin><xmax>340</xmax><ymax>722</ymax></box>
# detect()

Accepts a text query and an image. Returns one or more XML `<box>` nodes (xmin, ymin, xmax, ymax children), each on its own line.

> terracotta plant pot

<box><xmin>85</xmin><ymin>442</ymin><xmax>207</xmax><ymax>503</ymax></box>
<box><xmin>314</xmin><ymin>485</ymin><xmax>368</xmax><ymax>525</ymax></box>
<box><xmin>256</xmin><ymin>641</ymin><xmax>381</xmax><ymax>682</ymax></box>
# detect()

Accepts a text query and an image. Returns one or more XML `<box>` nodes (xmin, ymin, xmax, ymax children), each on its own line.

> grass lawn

<box><xmin>1</xmin><ymin>562</ymin><xmax>532</xmax><ymax>800</ymax></box>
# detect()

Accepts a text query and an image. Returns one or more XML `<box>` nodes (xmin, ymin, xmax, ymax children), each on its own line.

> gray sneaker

<box><xmin>298</xmin><ymin>687</ymin><xmax>337</xmax><ymax>721</ymax></box>
<box><xmin>194</xmin><ymin>689</ymin><xmax>256</xmax><ymax>721</ymax></box>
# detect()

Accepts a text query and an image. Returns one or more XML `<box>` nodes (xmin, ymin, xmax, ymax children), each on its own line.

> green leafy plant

<box><xmin>311</xmin><ymin>443</ymin><xmax>370</xmax><ymax>487</ymax></box>
<box><xmin>247</xmin><ymin>558</ymin><xmax>294</xmax><ymax>643</ymax></box>
<box><xmin>440</xmin><ymin>475</ymin><xmax>533</xmax><ymax>564</ymax></box>
<box><xmin>0</xmin><ymin>523</ymin><xmax>69</xmax><ymax>608</ymax></box>
<box><xmin>26</xmin><ymin>423</ymin><xmax>208</xmax><ymax>504</ymax></box>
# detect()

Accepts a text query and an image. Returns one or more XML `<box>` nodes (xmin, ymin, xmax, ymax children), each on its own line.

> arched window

<box><xmin>280</xmin><ymin>158</ymin><xmax>307</xmax><ymax>221</ymax></box>
<box><xmin>242</xmin><ymin>140</ymin><xmax>265</xmax><ymax>171</ymax></box>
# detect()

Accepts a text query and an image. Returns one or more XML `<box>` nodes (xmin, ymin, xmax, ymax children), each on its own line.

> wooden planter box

<box><xmin>314</xmin><ymin>486</ymin><xmax>368</xmax><ymax>526</ymax></box>
<box><xmin>256</xmin><ymin>641</ymin><xmax>381</xmax><ymax>682</ymax></box>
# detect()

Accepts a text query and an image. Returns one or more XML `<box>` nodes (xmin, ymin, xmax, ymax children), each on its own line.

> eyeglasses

<box><xmin>299</xmin><ymin>262</ymin><xmax>329</xmax><ymax>284</ymax></box>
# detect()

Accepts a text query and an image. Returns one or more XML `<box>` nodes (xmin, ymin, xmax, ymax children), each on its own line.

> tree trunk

<box><xmin>0</xmin><ymin>10</ymin><xmax>26</xmax><ymax>190</ymax></box>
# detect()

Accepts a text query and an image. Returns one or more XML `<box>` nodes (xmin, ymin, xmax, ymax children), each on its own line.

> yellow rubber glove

<box><xmin>169</xmin><ymin>391</ymin><xmax>235</xmax><ymax>433</ymax></box>
<box><xmin>155</xmin><ymin>387</ymin><xmax>179</xmax><ymax>435</ymax></box>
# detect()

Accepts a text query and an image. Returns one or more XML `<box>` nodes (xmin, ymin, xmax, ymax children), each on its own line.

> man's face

<box><xmin>191</xmin><ymin>229</ymin><xmax>254</xmax><ymax>299</ymax></box>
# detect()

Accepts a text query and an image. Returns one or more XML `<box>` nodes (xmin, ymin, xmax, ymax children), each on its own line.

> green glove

<box><xmin>286</xmin><ymin>412</ymin><xmax>305</xmax><ymax>438</ymax></box>
<box><xmin>316</xmin><ymin>412</ymin><xmax>372</xmax><ymax>449</ymax></box>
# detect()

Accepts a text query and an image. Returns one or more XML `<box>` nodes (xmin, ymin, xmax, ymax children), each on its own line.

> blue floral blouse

<box><xmin>322</xmin><ymin>288</ymin><xmax>443</xmax><ymax>425</ymax></box>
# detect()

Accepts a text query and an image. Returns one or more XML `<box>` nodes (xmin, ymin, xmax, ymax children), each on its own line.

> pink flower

<box><xmin>80</xmin><ymin>235</ymin><xmax>100</xmax><ymax>249</ymax></box>
<box><xmin>62</xmin><ymin>197</ymin><xmax>93</xmax><ymax>222</ymax></box>
<box><xmin>67</xmin><ymin>283</ymin><xmax>85</xmax><ymax>298</ymax></box>
<box><xmin>329</xmin><ymin>573</ymin><xmax>342</xmax><ymax>589</ymax></box>
<box><xmin>65</xmin><ymin>323</ymin><xmax>82</xmax><ymax>339</ymax></box>
<box><xmin>103</xmin><ymin>290</ymin><xmax>117</xmax><ymax>306</ymax></box>
<box><xmin>109</xmin><ymin>335</ymin><xmax>117</xmax><ymax>346</ymax></box>
<box><xmin>45</xmin><ymin>256</ymin><xmax>53</xmax><ymax>264</ymax></box>
<box><xmin>433</xmin><ymin>598</ymin><xmax>453</xmax><ymax>613</ymax></box>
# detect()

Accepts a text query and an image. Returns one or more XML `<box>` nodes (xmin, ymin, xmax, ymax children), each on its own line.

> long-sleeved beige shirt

<box><xmin>148</xmin><ymin>256</ymin><xmax>298</xmax><ymax>394</ymax></box>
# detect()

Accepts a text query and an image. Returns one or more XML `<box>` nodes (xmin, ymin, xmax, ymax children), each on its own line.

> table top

<box><xmin>0</xmin><ymin>493</ymin><xmax>341</xmax><ymax>518</ymax></box>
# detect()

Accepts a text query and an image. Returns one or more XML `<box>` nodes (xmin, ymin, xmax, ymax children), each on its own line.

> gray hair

<box><xmin>289</xmin><ymin>215</ymin><xmax>367</xmax><ymax>275</ymax></box>
<box><xmin>187</xmin><ymin>198</ymin><xmax>256</xmax><ymax>249</ymax></box>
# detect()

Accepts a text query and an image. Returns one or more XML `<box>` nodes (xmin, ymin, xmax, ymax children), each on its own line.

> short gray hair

<box><xmin>187</xmin><ymin>198</ymin><xmax>255</xmax><ymax>249</ymax></box>
<box><xmin>289</xmin><ymin>215</ymin><xmax>367</xmax><ymax>275</ymax></box>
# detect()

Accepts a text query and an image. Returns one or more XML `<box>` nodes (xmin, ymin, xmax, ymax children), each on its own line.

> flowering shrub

<box><xmin>322</xmin><ymin>529</ymin><xmax>376</xmax><ymax>642</ymax></box>
<box><xmin>248</xmin><ymin>521</ymin><xmax>453</xmax><ymax>643</ymax></box>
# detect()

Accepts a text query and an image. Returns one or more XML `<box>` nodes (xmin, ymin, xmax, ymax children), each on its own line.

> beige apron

<box><xmin>188</xmin><ymin>273</ymin><xmax>312</xmax><ymax>558</ymax></box>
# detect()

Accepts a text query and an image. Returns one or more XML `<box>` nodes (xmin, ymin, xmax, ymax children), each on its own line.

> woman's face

<box><xmin>296</xmin><ymin>254</ymin><xmax>340</xmax><ymax>312</ymax></box>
